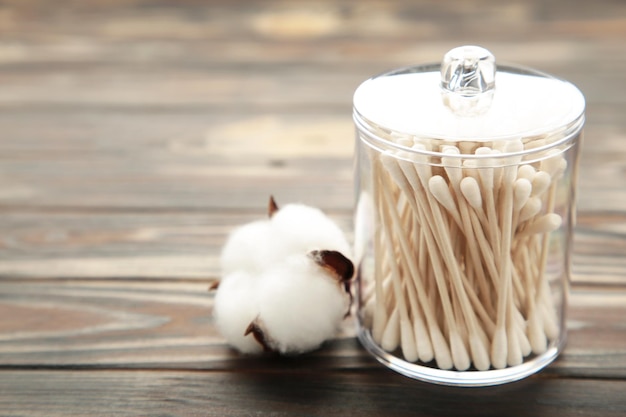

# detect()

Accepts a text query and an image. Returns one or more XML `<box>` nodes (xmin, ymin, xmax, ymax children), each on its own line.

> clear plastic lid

<box><xmin>353</xmin><ymin>46</ymin><xmax>585</xmax><ymax>145</ymax></box>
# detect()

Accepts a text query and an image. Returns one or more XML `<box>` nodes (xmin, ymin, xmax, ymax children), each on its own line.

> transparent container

<box><xmin>353</xmin><ymin>46</ymin><xmax>584</xmax><ymax>386</ymax></box>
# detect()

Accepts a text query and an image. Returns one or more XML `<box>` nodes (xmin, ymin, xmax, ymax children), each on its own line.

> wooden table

<box><xmin>1</xmin><ymin>0</ymin><xmax>625</xmax><ymax>415</ymax></box>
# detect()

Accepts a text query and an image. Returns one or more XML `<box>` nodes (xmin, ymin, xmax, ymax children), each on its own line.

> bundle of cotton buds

<box><xmin>213</xmin><ymin>197</ymin><xmax>354</xmax><ymax>355</ymax></box>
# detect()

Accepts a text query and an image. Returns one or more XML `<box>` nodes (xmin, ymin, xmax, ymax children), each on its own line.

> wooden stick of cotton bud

<box><xmin>372</xmin><ymin>171</ymin><xmax>413</xmax><ymax>356</ymax></box>
<box><xmin>440</xmin><ymin>148</ymin><xmax>495</xmax><ymax>309</ymax></box>
<box><xmin>393</xmin><ymin>148</ymin><xmax>474</xmax><ymax>371</ymax></box>
<box><xmin>518</xmin><ymin>153</ymin><xmax>566</xmax><ymax>345</ymax></box>
<box><xmin>458</xmin><ymin>175</ymin><xmax>501</xmax><ymax>323</ymax></box>
<box><xmin>491</xmin><ymin>142</ymin><xmax>523</xmax><ymax>369</ymax></box>
<box><xmin>378</xmin><ymin>155</ymin><xmax>452</xmax><ymax>369</ymax></box>
<box><xmin>426</xmin><ymin>175</ymin><xmax>492</xmax><ymax>371</ymax></box>
<box><xmin>370</xmin><ymin>161</ymin><xmax>391</xmax><ymax>345</ymax></box>
<box><xmin>536</xmin><ymin>153</ymin><xmax>568</xmax><ymax>339</ymax></box>
<box><xmin>459</xmin><ymin>157</ymin><xmax>532</xmax><ymax>363</ymax></box>
<box><xmin>474</xmin><ymin>147</ymin><xmax>502</xmax><ymax>259</ymax></box>
<box><xmin>367</xmin><ymin>135</ymin><xmax>569</xmax><ymax>372</ymax></box>
<box><xmin>508</xmin><ymin>142</ymin><xmax>537</xmax><ymax>366</ymax></box>
<box><xmin>379</xmin><ymin>191</ymin><xmax>418</xmax><ymax>361</ymax></box>
<box><xmin>395</xmin><ymin>158</ymin><xmax>468</xmax><ymax>370</ymax></box>
<box><xmin>381</xmin><ymin>189</ymin><xmax>436</xmax><ymax>364</ymax></box>
<box><xmin>517</xmin><ymin>153</ymin><xmax>564</xmax><ymax>354</ymax></box>
<box><xmin>398</xmin><ymin>148</ymin><xmax>489</xmax><ymax>370</ymax></box>
<box><xmin>429</xmin><ymin>172</ymin><xmax>497</xmax><ymax>332</ymax></box>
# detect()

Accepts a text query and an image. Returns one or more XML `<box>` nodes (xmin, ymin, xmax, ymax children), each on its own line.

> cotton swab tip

<box><xmin>491</xmin><ymin>327</ymin><xmax>508</xmax><ymax>370</ymax></box>
<box><xmin>413</xmin><ymin>317</ymin><xmax>434</xmax><ymax>363</ymax></box>
<box><xmin>442</xmin><ymin>145</ymin><xmax>461</xmax><ymax>155</ymax></box>
<box><xmin>540</xmin><ymin>151</ymin><xmax>566</xmax><ymax>177</ymax></box>
<box><xmin>528</xmin><ymin>310</ymin><xmax>548</xmax><ymax>354</ymax></box>
<box><xmin>400</xmin><ymin>319</ymin><xmax>419</xmax><ymax>362</ymax></box>
<box><xmin>507</xmin><ymin>328</ymin><xmax>523</xmax><ymax>367</ymax></box>
<box><xmin>513</xmin><ymin>178</ymin><xmax>532</xmax><ymax>211</ymax></box>
<box><xmin>460</xmin><ymin>176</ymin><xmax>483</xmax><ymax>209</ymax></box>
<box><xmin>518</xmin><ymin>197</ymin><xmax>542</xmax><ymax>223</ymax></box>
<box><xmin>450</xmin><ymin>332</ymin><xmax>471</xmax><ymax>371</ymax></box>
<box><xmin>531</xmin><ymin>171</ymin><xmax>552</xmax><ymax>196</ymax></box>
<box><xmin>524</xmin><ymin>213</ymin><xmax>562</xmax><ymax>235</ymax></box>
<box><xmin>429</xmin><ymin>175</ymin><xmax>458</xmax><ymax>215</ymax></box>
<box><xmin>517</xmin><ymin>164</ymin><xmax>536</xmax><ymax>181</ymax></box>
<box><xmin>475</xmin><ymin>146</ymin><xmax>492</xmax><ymax>156</ymax></box>
<box><xmin>381</xmin><ymin>309</ymin><xmax>400</xmax><ymax>352</ymax></box>
<box><xmin>470</xmin><ymin>334</ymin><xmax>491</xmax><ymax>371</ymax></box>
<box><xmin>431</xmin><ymin>328</ymin><xmax>453</xmax><ymax>370</ymax></box>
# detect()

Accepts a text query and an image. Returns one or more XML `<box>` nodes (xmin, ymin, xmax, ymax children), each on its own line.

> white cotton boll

<box><xmin>270</xmin><ymin>204</ymin><xmax>352</xmax><ymax>260</ymax></box>
<box><xmin>215</xmin><ymin>198</ymin><xmax>353</xmax><ymax>356</ymax></box>
<box><xmin>220</xmin><ymin>220</ymin><xmax>272</xmax><ymax>275</ymax></box>
<box><xmin>213</xmin><ymin>271</ymin><xmax>263</xmax><ymax>354</ymax></box>
<box><xmin>256</xmin><ymin>254</ymin><xmax>349</xmax><ymax>354</ymax></box>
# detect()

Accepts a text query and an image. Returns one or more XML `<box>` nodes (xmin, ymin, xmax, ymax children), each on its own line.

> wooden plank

<box><xmin>573</xmin><ymin>213</ymin><xmax>626</xmax><ymax>285</ymax></box>
<box><xmin>0</xmin><ymin>109</ymin><xmax>624</xmax><ymax>212</ymax></box>
<box><xmin>0</xmin><ymin>45</ymin><xmax>623</xmax><ymax>108</ymax></box>
<box><xmin>0</xmin><ymin>210</ymin><xmax>352</xmax><ymax>280</ymax></box>
<box><xmin>0</xmin><ymin>110</ymin><xmax>356</xmax><ymax>210</ymax></box>
<box><xmin>1</xmin><ymin>0</ymin><xmax>624</xmax><ymax>44</ymax></box>
<box><xmin>0</xmin><ymin>280</ymin><xmax>366</xmax><ymax>370</ymax></box>
<box><xmin>0</xmin><ymin>211</ymin><xmax>623</xmax><ymax>285</ymax></box>
<box><xmin>0</xmin><ymin>2</ymin><xmax>622</xmax><ymax>212</ymax></box>
<box><xmin>0</xmin><ymin>0</ymin><xmax>622</xmax><ymax>415</ymax></box>
<box><xmin>0</xmin><ymin>282</ymin><xmax>624</xmax><ymax>379</ymax></box>
<box><xmin>0</xmin><ymin>1</ymin><xmax>623</xmax><ymax>110</ymax></box>
<box><xmin>0</xmin><ymin>369</ymin><xmax>624</xmax><ymax>417</ymax></box>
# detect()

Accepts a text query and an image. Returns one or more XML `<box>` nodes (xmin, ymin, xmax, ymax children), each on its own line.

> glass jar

<box><xmin>353</xmin><ymin>46</ymin><xmax>584</xmax><ymax>386</ymax></box>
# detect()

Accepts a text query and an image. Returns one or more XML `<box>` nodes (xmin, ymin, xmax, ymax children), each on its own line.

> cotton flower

<box><xmin>219</xmin><ymin>197</ymin><xmax>277</xmax><ymax>277</ymax></box>
<box><xmin>213</xmin><ymin>270</ymin><xmax>263</xmax><ymax>354</ymax></box>
<box><xmin>220</xmin><ymin>220</ymin><xmax>272</xmax><ymax>276</ymax></box>
<box><xmin>213</xmin><ymin>197</ymin><xmax>354</xmax><ymax>355</ymax></box>
<box><xmin>270</xmin><ymin>203</ymin><xmax>352</xmax><ymax>259</ymax></box>
<box><xmin>248</xmin><ymin>250</ymin><xmax>353</xmax><ymax>354</ymax></box>
<box><xmin>220</xmin><ymin>198</ymin><xmax>352</xmax><ymax>277</ymax></box>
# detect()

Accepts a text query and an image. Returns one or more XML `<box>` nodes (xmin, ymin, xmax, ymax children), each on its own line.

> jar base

<box><xmin>357</xmin><ymin>327</ymin><xmax>563</xmax><ymax>387</ymax></box>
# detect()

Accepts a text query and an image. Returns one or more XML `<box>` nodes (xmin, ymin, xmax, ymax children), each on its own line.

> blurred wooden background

<box><xmin>0</xmin><ymin>0</ymin><xmax>625</xmax><ymax>415</ymax></box>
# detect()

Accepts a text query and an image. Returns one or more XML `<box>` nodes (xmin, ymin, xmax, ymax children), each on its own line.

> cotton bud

<box><xmin>246</xmin><ymin>250</ymin><xmax>353</xmax><ymax>354</ymax></box>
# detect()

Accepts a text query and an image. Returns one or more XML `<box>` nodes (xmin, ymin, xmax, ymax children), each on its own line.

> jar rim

<box><xmin>354</xmin><ymin>108</ymin><xmax>584</xmax><ymax>165</ymax></box>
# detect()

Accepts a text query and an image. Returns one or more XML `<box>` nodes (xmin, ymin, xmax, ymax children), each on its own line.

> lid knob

<box><xmin>441</xmin><ymin>46</ymin><xmax>496</xmax><ymax>116</ymax></box>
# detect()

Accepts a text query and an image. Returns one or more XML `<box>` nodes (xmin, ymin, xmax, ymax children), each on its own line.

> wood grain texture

<box><xmin>0</xmin><ymin>0</ymin><xmax>625</xmax><ymax>415</ymax></box>
<box><xmin>0</xmin><ymin>109</ymin><xmax>625</xmax><ymax>212</ymax></box>
<box><xmin>0</xmin><ymin>282</ymin><xmax>624</xmax><ymax>380</ymax></box>
<box><xmin>0</xmin><ymin>2</ymin><xmax>624</xmax><ymax>214</ymax></box>
<box><xmin>0</xmin><ymin>211</ymin><xmax>352</xmax><ymax>279</ymax></box>
<box><xmin>0</xmin><ymin>370</ymin><xmax>625</xmax><ymax>417</ymax></box>
<box><xmin>0</xmin><ymin>210</ymin><xmax>623</xmax><ymax>286</ymax></box>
